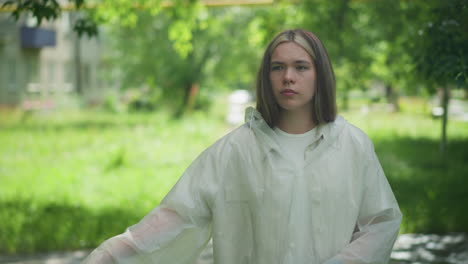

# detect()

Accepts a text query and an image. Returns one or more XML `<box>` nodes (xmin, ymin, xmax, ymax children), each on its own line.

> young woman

<box><xmin>84</xmin><ymin>29</ymin><xmax>402</xmax><ymax>264</ymax></box>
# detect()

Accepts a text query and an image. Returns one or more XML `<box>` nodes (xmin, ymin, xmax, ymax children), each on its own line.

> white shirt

<box><xmin>84</xmin><ymin>107</ymin><xmax>402</xmax><ymax>264</ymax></box>
<box><xmin>273</xmin><ymin>126</ymin><xmax>322</xmax><ymax>168</ymax></box>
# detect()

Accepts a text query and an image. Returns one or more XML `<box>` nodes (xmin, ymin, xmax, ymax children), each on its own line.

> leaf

<box><xmin>168</xmin><ymin>20</ymin><xmax>194</xmax><ymax>58</ymax></box>
<box><xmin>73</xmin><ymin>18</ymin><xmax>99</xmax><ymax>38</ymax></box>
<box><xmin>72</xmin><ymin>0</ymin><xmax>85</xmax><ymax>9</ymax></box>
<box><xmin>2</xmin><ymin>0</ymin><xmax>15</xmax><ymax>7</ymax></box>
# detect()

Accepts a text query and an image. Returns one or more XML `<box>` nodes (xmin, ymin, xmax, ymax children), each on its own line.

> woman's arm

<box><xmin>83</xmin><ymin>207</ymin><xmax>211</xmax><ymax>264</ymax></box>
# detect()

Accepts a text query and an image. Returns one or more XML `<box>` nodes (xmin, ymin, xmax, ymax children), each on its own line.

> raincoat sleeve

<box><xmin>82</xmin><ymin>144</ymin><xmax>223</xmax><ymax>264</ymax></box>
<box><xmin>323</xmin><ymin>143</ymin><xmax>402</xmax><ymax>264</ymax></box>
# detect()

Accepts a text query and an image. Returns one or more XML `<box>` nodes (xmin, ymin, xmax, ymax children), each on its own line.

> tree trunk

<box><xmin>172</xmin><ymin>36</ymin><xmax>210</xmax><ymax>118</ymax></box>
<box><xmin>175</xmin><ymin>82</ymin><xmax>198</xmax><ymax>118</ymax></box>
<box><xmin>440</xmin><ymin>85</ymin><xmax>449</xmax><ymax>155</ymax></box>
<box><xmin>341</xmin><ymin>89</ymin><xmax>349</xmax><ymax>111</ymax></box>
<box><xmin>187</xmin><ymin>83</ymin><xmax>199</xmax><ymax>110</ymax></box>
<box><xmin>385</xmin><ymin>84</ymin><xmax>400</xmax><ymax>112</ymax></box>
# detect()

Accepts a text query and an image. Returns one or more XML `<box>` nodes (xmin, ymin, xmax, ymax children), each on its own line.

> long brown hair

<box><xmin>256</xmin><ymin>29</ymin><xmax>337</xmax><ymax>128</ymax></box>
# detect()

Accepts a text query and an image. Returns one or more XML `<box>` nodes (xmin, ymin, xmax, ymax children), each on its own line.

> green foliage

<box><xmin>73</xmin><ymin>15</ymin><xmax>99</xmax><ymax>37</ymax></box>
<box><xmin>409</xmin><ymin>0</ymin><xmax>468</xmax><ymax>87</ymax></box>
<box><xmin>102</xmin><ymin>93</ymin><xmax>126</xmax><ymax>113</ymax></box>
<box><xmin>122</xmin><ymin>89</ymin><xmax>161</xmax><ymax>113</ymax></box>
<box><xmin>166</xmin><ymin>1</ymin><xmax>204</xmax><ymax>58</ymax></box>
<box><xmin>105</xmin><ymin>6</ymin><xmax>265</xmax><ymax>114</ymax></box>
<box><xmin>106</xmin><ymin>147</ymin><xmax>127</xmax><ymax>171</ymax></box>
<box><xmin>3</xmin><ymin>0</ymin><xmax>60</xmax><ymax>24</ymax></box>
<box><xmin>127</xmin><ymin>96</ymin><xmax>158</xmax><ymax>113</ymax></box>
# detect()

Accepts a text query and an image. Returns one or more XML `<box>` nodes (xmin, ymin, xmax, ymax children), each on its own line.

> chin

<box><xmin>278</xmin><ymin>102</ymin><xmax>312</xmax><ymax>113</ymax></box>
<box><xmin>279</xmin><ymin>105</ymin><xmax>302</xmax><ymax>112</ymax></box>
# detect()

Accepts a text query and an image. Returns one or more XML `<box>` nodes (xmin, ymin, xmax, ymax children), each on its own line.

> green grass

<box><xmin>0</xmin><ymin>97</ymin><xmax>467</xmax><ymax>254</ymax></box>
<box><xmin>0</xmin><ymin>107</ymin><xmax>230</xmax><ymax>254</ymax></box>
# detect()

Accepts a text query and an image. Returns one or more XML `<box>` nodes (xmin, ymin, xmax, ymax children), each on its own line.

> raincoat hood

<box><xmin>244</xmin><ymin>106</ymin><xmax>346</xmax><ymax>161</ymax></box>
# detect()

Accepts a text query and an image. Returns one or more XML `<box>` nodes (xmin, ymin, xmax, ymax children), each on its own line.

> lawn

<box><xmin>0</xmin><ymin>97</ymin><xmax>467</xmax><ymax>254</ymax></box>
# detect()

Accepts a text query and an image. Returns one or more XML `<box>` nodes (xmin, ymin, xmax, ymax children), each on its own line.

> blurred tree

<box><xmin>404</xmin><ymin>0</ymin><xmax>468</xmax><ymax>154</ymax></box>
<box><xmin>106</xmin><ymin>5</ymin><xmax>264</xmax><ymax>116</ymax></box>
<box><xmin>364</xmin><ymin>0</ymin><xmax>419</xmax><ymax>112</ymax></box>
<box><xmin>330</xmin><ymin>0</ymin><xmax>467</xmax><ymax>154</ymax></box>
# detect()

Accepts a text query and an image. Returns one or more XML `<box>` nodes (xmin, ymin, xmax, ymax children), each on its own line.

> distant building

<box><xmin>0</xmin><ymin>12</ymin><xmax>107</xmax><ymax>109</ymax></box>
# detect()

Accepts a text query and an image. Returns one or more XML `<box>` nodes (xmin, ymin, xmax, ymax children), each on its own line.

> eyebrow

<box><xmin>271</xmin><ymin>60</ymin><xmax>312</xmax><ymax>65</ymax></box>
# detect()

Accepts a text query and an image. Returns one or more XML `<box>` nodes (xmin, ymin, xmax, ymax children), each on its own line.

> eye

<box><xmin>296</xmin><ymin>65</ymin><xmax>309</xmax><ymax>71</ymax></box>
<box><xmin>271</xmin><ymin>65</ymin><xmax>284</xmax><ymax>71</ymax></box>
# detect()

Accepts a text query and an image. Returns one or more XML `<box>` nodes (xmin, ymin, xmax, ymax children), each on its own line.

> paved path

<box><xmin>1</xmin><ymin>233</ymin><xmax>467</xmax><ymax>264</ymax></box>
<box><xmin>390</xmin><ymin>233</ymin><xmax>468</xmax><ymax>264</ymax></box>
<box><xmin>0</xmin><ymin>250</ymin><xmax>90</xmax><ymax>264</ymax></box>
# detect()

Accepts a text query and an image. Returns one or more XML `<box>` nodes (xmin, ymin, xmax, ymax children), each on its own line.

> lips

<box><xmin>280</xmin><ymin>89</ymin><xmax>298</xmax><ymax>96</ymax></box>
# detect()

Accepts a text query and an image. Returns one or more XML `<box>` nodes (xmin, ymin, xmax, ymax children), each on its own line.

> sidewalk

<box><xmin>0</xmin><ymin>250</ymin><xmax>90</xmax><ymax>264</ymax></box>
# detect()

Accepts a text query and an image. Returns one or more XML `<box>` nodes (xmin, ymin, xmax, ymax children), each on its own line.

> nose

<box><xmin>283</xmin><ymin>68</ymin><xmax>296</xmax><ymax>85</ymax></box>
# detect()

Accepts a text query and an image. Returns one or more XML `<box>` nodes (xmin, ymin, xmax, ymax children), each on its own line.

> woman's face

<box><xmin>269</xmin><ymin>41</ymin><xmax>317</xmax><ymax>113</ymax></box>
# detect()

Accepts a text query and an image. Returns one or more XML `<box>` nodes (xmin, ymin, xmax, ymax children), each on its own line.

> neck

<box><xmin>277</xmin><ymin>108</ymin><xmax>316</xmax><ymax>134</ymax></box>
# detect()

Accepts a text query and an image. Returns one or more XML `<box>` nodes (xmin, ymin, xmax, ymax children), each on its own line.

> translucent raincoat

<box><xmin>83</xmin><ymin>107</ymin><xmax>402</xmax><ymax>264</ymax></box>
